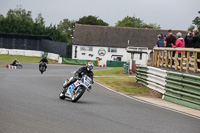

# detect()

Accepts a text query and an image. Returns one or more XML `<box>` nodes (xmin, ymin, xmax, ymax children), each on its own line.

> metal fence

<box><xmin>0</xmin><ymin>33</ymin><xmax>72</xmax><ymax>58</ymax></box>
<box><xmin>136</xmin><ymin>65</ymin><xmax>200</xmax><ymax>111</ymax></box>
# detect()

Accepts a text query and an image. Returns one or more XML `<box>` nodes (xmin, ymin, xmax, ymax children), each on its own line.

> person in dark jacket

<box><xmin>39</xmin><ymin>57</ymin><xmax>48</xmax><ymax>70</ymax></box>
<box><xmin>190</xmin><ymin>28</ymin><xmax>200</xmax><ymax>68</ymax></box>
<box><xmin>164</xmin><ymin>29</ymin><xmax>177</xmax><ymax>65</ymax></box>
<box><xmin>61</xmin><ymin>62</ymin><xmax>94</xmax><ymax>94</ymax></box>
<box><xmin>157</xmin><ymin>34</ymin><xmax>165</xmax><ymax>47</ymax></box>
<box><xmin>10</xmin><ymin>60</ymin><xmax>19</xmax><ymax>66</ymax></box>
<box><xmin>184</xmin><ymin>31</ymin><xmax>194</xmax><ymax>66</ymax></box>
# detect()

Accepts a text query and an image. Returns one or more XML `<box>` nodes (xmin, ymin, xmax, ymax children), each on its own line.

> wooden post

<box><xmin>170</xmin><ymin>50</ymin><xmax>173</xmax><ymax>68</ymax></box>
<box><xmin>161</xmin><ymin>50</ymin><xmax>164</xmax><ymax>67</ymax></box>
<box><xmin>153</xmin><ymin>49</ymin><xmax>155</xmax><ymax>66</ymax></box>
<box><xmin>166</xmin><ymin>50</ymin><xmax>168</xmax><ymax>68</ymax></box>
<box><xmin>154</xmin><ymin>50</ymin><xmax>156</xmax><ymax>66</ymax></box>
<box><xmin>157</xmin><ymin>50</ymin><xmax>160</xmax><ymax>67</ymax></box>
<box><xmin>186</xmin><ymin>51</ymin><xmax>190</xmax><ymax>73</ymax></box>
<box><xmin>194</xmin><ymin>52</ymin><xmax>197</xmax><ymax>72</ymax></box>
<box><xmin>180</xmin><ymin>51</ymin><xmax>183</xmax><ymax>71</ymax></box>
<box><xmin>154</xmin><ymin>50</ymin><xmax>158</xmax><ymax>66</ymax></box>
<box><xmin>175</xmin><ymin>51</ymin><xmax>178</xmax><ymax>70</ymax></box>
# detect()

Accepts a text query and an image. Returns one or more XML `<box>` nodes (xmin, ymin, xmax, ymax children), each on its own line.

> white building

<box><xmin>72</xmin><ymin>24</ymin><xmax>186</xmax><ymax>67</ymax></box>
<box><xmin>72</xmin><ymin>45</ymin><xmax>151</xmax><ymax>67</ymax></box>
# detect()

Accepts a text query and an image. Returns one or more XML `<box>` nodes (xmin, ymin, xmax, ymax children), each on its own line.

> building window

<box><xmin>108</xmin><ymin>47</ymin><xmax>117</xmax><ymax>53</ymax></box>
<box><xmin>80</xmin><ymin>46</ymin><xmax>93</xmax><ymax>51</ymax></box>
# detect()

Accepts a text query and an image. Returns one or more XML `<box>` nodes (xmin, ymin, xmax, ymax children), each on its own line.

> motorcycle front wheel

<box><xmin>71</xmin><ymin>87</ymin><xmax>85</xmax><ymax>102</ymax></box>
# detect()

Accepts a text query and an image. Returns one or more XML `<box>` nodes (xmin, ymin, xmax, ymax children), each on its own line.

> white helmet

<box><xmin>86</xmin><ymin>62</ymin><xmax>94</xmax><ymax>71</ymax></box>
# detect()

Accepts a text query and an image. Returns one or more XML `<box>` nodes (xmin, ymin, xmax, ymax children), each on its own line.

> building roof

<box><xmin>73</xmin><ymin>24</ymin><xmax>188</xmax><ymax>49</ymax></box>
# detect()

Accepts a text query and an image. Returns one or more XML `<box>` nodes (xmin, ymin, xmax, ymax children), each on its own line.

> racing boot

<box><xmin>61</xmin><ymin>81</ymin><xmax>71</xmax><ymax>94</ymax></box>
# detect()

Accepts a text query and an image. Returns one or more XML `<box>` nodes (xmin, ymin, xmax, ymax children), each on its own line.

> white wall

<box><xmin>72</xmin><ymin>45</ymin><xmax>127</xmax><ymax>66</ymax></box>
<box><xmin>72</xmin><ymin>45</ymin><xmax>152</xmax><ymax>66</ymax></box>
<box><xmin>0</xmin><ymin>48</ymin><xmax>60</xmax><ymax>62</ymax></box>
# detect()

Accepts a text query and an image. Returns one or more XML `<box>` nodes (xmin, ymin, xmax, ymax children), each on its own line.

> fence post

<box><xmin>180</xmin><ymin>51</ymin><xmax>184</xmax><ymax>71</ymax></box>
<box><xmin>170</xmin><ymin>50</ymin><xmax>173</xmax><ymax>68</ymax></box>
<box><xmin>186</xmin><ymin>52</ymin><xmax>190</xmax><ymax>73</ymax></box>
<box><xmin>166</xmin><ymin>50</ymin><xmax>169</xmax><ymax>67</ymax></box>
<box><xmin>194</xmin><ymin>52</ymin><xmax>197</xmax><ymax>72</ymax></box>
<box><xmin>175</xmin><ymin>51</ymin><xmax>178</xmax><ymax>70</ymax></box>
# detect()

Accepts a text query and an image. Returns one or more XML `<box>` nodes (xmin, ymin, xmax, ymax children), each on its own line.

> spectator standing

<box><xmin>165</xmin><ymin>29</ymin><xmax>177</xmax><ymax>65</ymax></box>
<box><xmin>184</xmin><ymin>31</ymin><xmax>194</xmax><ymax>66</ymax></box>
<box><xmin>157</xmin><ymin>34</ymin><xmax>165</xmax><ymax>47</ymax></box>
<box><xmin>156</xmin><ymin>34</ymin><xmax>166</xmax><ymax>63</ymax></box>
<box><xmin>171</xmin><ymin>32</ymin><xmax>185</xmax><ymax>66</ymax></box>
<box><xmin>190</xmin><ymin>28</ymin><xmax>200</xmax><ymax>69</ymax></box>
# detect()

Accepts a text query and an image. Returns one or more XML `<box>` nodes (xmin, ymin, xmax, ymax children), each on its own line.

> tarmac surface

<box><xmin>0</xmin><ymin>62</ymin><xmax>200</xmax><ymax>133</ymax></box>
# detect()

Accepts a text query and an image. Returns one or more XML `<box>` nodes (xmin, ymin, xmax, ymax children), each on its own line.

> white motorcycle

<box><xmin>59</xmin><ymin>75</ymin><xmax>93</xmax><ymax>102</ymax></box>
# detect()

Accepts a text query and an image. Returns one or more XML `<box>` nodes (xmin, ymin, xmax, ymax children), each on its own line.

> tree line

<box><xmin>0</xmin><ymin>7</ymin><xmax>199</xmax><ymax>44</ymax></box>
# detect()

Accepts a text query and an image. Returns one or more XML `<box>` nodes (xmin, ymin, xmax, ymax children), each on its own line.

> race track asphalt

<box><xmin>0</xmin><ymin>63</ymin><xmax>200</xmax><ymax>133</ymax></box>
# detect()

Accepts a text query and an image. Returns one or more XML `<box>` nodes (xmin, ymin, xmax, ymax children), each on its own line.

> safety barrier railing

<box><xmin>136</xmin><ymin>65</ymin><xmax>166</xmax><ymax>94</ymax></box>
<box><xmin>136</xmin><ymin>65</ymin><xmax>200</xmax><ymax>111</ymax></box>
<box><xmin>0</xmin><ymin>48</ymin><xmax>61</xmax><ymax>62</ymax></box>
<box><xmin>123</xmin><ymin>64</ymin><xmax>128</xmax><ymax>74</ymax></box>
<box><xmin>153</xmin><ymin>47</ymin><xmax>200</xmax><ymax>73</ymax></box>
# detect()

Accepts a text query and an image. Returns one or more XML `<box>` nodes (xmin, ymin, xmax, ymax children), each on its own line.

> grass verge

<box><xmin>94</xmin><ymin>67</ymin><xmax>156</xmax><ymax>96</ymax></box>
<box><xmin>0</xmin><ymin>54</ymin><xmax>58</xmax><ymax>64</ymax></box>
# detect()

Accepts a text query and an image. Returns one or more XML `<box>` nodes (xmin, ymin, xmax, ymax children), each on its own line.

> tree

<box><xmin>0</xmin><ymin>6</ymin><xmax>34</xmax><ymax>34</ymax></box>
<box><xmin>45</xmin><ymin>24</ymin><xmax>67</xmax><ymax>42</ymax></box>
<box><xmin>57</xmin><ymin>19</ymin><xmax>75</xmax><ymax>44</ymax></box>
<box><xmin>33</xmin><ymin>13</ymin><xmax>46</xmax><ymax>35</ymax></box>
<box><xmin>0</xmin><ymin>6</ymin><xmax>68</xmax><ymax>43</ymax></box>
<box><xmin>76</xmin><ymin>15</ymin><xmax>109</xmax><ymax>26</ymax></box>
<box><xmin>116</xmin><ymin>16</ymin><xmax>161</xmax><ymax>29</ymax></box>
<box><xmin>192</xmin><ymin>11</ymin><xmax>200</xmax><ymax>31</ymax></box>
<box><xmin>188</xmin><ymin>25</ymin><xmax>195</xmax><ymax>31</ymax></box>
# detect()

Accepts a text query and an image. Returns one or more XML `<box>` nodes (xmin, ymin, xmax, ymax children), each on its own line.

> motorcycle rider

<box><xmin>39</xmin><ymin>57</ymin><xmax>48</xmax><ymax>70</ymax></box>
<box><xmin>61</xmin><ymin>62</ymin><xmax>94</xmax><ymax>94</ymax></box>
<box><xmin>10</xmin><ymin>60</ymin><xmax>19</xmax><ymax>66</ymax></box>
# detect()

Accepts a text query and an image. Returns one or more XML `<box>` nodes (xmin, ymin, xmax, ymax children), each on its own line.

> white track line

<box><xmin>95</xmin><ymin>82</ymin><xmax>200</xmax><ymax>120</ymax></box>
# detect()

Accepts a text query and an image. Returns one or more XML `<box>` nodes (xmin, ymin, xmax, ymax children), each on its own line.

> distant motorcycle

<box><xmin>39</xmin><ymin>62</ymin><xmax>46</xmax><ymax>74</ymax></box>
<box><xmin>59</xmin><ymin>75</ymin><xmax>93</xmax><ymax>102</ymax></box>
<box><xmin>9</xmin><ymin>62</ymin><xmax>23</xmax><ymax>69</ymax></box>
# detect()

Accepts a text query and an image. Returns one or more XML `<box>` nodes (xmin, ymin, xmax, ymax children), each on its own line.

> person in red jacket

<box><xmin>171</xmin><ymin>32</ymin><xmax>185</xmax><ymax>66</ymax></box>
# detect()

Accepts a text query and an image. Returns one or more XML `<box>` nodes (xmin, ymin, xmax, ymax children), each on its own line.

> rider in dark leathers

<box><xmin>10</xmin><ymin>60</ymin><xmax>19</xmax><ymax>66</ymax></box>
<box><xmin>61</xmin><ymin>62</ymin><xmax>94</xmax><ymax>94</ymax></box>
<box><xmin>39</xmin><ymin>57</ymin><xmax>48</xmax><ymax>70</ymax></box>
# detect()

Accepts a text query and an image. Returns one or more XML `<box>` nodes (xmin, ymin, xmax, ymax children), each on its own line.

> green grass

<box><xmin>94</xmin><ymin>67</ymin><xmax>124</xmax><ymax>76</ymax></box>
<box><xmin>94</xmin><ymin>67</ymin><xmax>150</xmax><ymax>96</ymax></box>
<box><xmin>0</xmin><ymin>54</ymin><xmax>58</xmax><ymax>64</ymax></box>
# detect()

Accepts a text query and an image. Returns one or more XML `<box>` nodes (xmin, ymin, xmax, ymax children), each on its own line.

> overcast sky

<box><xmin>0</xmin><ymin>0</ymin><xmax>200</xmax><ymax>31</ymax></box>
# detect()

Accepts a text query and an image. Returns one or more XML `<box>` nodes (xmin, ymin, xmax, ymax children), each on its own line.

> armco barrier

<box><xmin>136</xmin><ymin>65</ymin><xmax>166</xmax><ymax>94</ymax></box>
<box><xmin>136</xmin><ymin>65</ymin><xmax>200</xmax><ymax>111</ymax></box>
<box><xmin>0</xmin><ymin>48</ymin><xmax>9</xmax><ymax>54</ymax></box>
<box><xmin>163</xmin><ymin>71</ymin><xmax>200</xmax><ymax>110</ymax></box>
<box><xmin>0</xmin><ymin>49</ymin><xmax>60</xmax><ymax>62</ymax></box>
<box><xmin>123</xmin><ymin>64</ymin><xmax>128</xmax><ymax>74</ymax></box>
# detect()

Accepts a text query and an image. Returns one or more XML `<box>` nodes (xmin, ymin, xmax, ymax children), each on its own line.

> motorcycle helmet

<box><xmin>86</xmin><ymin>62</ymin><xmax>94</xmax><ymax>71</ymax></box>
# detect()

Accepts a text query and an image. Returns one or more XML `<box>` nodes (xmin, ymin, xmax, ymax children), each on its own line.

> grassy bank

<box><xmin>94</xmin><ymin>67</ymin><xmax>151</xmax><ymax>96</ymax></box>
<box><xmin>0</xmin><ymin>54</ymin><xmax>58</xmax><ymax>64</ymax></box>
